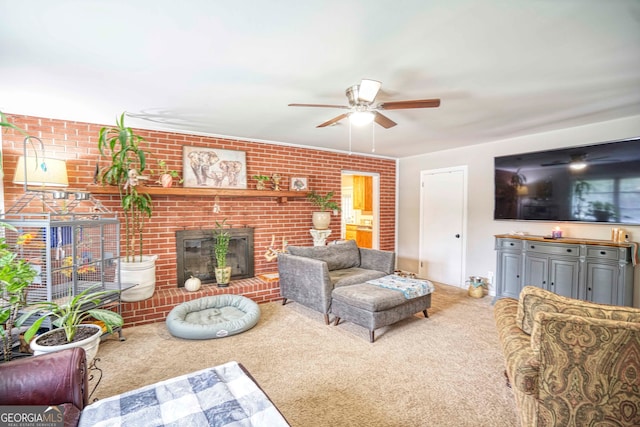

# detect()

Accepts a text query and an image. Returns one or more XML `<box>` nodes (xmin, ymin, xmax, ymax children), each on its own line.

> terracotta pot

<box><xmin>160</xmin><ymin>174</ymin><xmax>173</xmax><ymax>188</ymax></box>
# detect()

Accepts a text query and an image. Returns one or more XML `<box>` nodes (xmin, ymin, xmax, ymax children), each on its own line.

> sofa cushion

<box><xmin>332</xmin><ymin>283</ymin><xmax>408</xmax><ymax>312</ymax></box>
<box><xmin>287</xmin><ymin>240</ymin><xmax>360</xmax><ymax>271</ymax></box>
<box><xmin>516</xmin><ymin>285</ymin><xmax>640</xmax><ymax>335</ymax></box>
<box><xmin>329</xmin><ymin>268</ymin><xmax>387</xmax><ymax>287</ymax></box>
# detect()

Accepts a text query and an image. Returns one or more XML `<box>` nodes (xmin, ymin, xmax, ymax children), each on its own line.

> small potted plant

<box><xmin>154</xmin><ymin>160</ymin><xmax>183</xmax><ymax>188</ymax></box>
<box><xmin>213</xmin><ymin>219</ymin><xmax>232</xmax><ymax>287</ymax></box>
<box><xmin>16</xmin><ymin>285</ymin><xmax>124</xmax><ymax>363</ymax></box>
<box><xmin>467</xmin><ymin>276</ymin><xmax>486</xmax><ymax>298</ymax></box>
<box><xmin>307</xmin><ymin>190</ymin><xmax>341</xmax><ymax>230</ymax></box>
<box><xmin>252</xmin><ymin>174</ymin><xmax>270</xmax><ymax>190</ymax></box>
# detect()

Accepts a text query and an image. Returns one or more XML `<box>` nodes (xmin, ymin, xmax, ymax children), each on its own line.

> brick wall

<box><xmin>2</xmin><ymin>114</ymin><xmax>396</xmax><ymax>326</ymax></box>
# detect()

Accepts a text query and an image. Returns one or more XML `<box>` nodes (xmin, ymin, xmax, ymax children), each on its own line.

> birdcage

<box><xmin>1</xmin><ymin>210</ymin><xmax>121</xmax><ymax>333</ymax></box>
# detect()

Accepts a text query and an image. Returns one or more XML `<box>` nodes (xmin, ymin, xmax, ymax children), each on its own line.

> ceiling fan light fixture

<box><xmin>350</xmin><ymin>111</ymin><xmax>375</xmax><ymax>126</ymax></box>
<box><xmin>570</xmin><ymin>161</ymin><xmax>587</xmax><ymax>170</ymax></box>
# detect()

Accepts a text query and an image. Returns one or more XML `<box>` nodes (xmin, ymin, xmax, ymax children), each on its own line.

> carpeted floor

<box><xmin>91</xmin><ymin>283</ymin><xmax>519</xmax><ymax>426</ymax></box>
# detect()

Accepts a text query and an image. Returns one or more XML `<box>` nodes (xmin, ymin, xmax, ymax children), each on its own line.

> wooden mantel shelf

<box><xmin>86</xmin><ymin>184</ymin><xmax>309</xmax><ymax>203</ymax></box>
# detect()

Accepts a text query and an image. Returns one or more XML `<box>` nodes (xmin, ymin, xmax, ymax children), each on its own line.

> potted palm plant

<box><xmin>98</xmin><ymin>113</ymin><xmax>157</xmax><ymax>301</ymax></box>
<box><xmin>306</xmin><ymin>190</ymin><xmax>341</xmax><ymax>230</ymax></box>
<box><xmin>213</xmin><ymin>219</ymin><xmax>231</xmax><ymax>287</ymax></box>
<box><xmin>16</xmin><ymin>285</ymin><xmax>123</xmax><ymax>363</ymax></box>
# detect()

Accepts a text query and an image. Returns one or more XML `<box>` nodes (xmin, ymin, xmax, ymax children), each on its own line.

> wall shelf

<box><xmin>86</xmin><ymin>184</ymin><xmax>308</xmax><ymax>203</ymax></box>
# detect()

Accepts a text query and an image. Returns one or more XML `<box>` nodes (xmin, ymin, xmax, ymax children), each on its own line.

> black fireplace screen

<box><xmin>175</xmin><ymin>228</ymin><xmax>254</xmax><ymax>287</ymax></box>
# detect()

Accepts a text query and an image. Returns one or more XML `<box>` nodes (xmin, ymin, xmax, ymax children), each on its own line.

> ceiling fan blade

<box><xmin>317</xmin><ymin>113</ymin><xmax>349</xmax><ymax>128</ymax></box>
<box><xmin>378</xmin><ymin>99</ymin><xmax>441</xmax><ymax>110</ymax></box>
<box><xmin>541</xmin><ymin>161</ymin><xmax>569</xmax><ymax>167</ymax></box>
<box><xmin>288</xmin><ymin>103</ymin><xmax>350</xmax><ymax>109</ymax></box>
<box><xmin>373</xmin><ymin>112</ymin><xmax>397</xmax><ymax>129</ymax></box>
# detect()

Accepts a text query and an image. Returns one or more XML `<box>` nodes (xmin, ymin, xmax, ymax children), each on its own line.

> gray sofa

<box><xmin>277</xmin><ymin>240</ymin><xmax>395</xmax><ymax>324</ymax></box>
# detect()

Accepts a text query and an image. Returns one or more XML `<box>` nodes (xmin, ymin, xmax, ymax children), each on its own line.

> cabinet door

<box><xmin>585</xmin><ymin>262</ymin><xmax>618</xmax><ymax>305</ymax></box>
<box><xmin>498</xmin><ymin>252</ymin><xmax>522</xmax><ymax>299</ymax></box>
<box><xmin>549</xmin><ymin>258</ymin><xmax>580</xmax><ymax>299</ymax></box>
<box><xmin>356</xmin><ymin>230</ymin><xmax>372</xmax><ymax>248</ymax></box>
<box><xmin>523</xmin><ymin>255</ymin><xmax>547</xmax><ymax>288</ymax></box>
<box><xmin>353</xmin><ymin>176</ymin><xmax>373</xmax><ymax>211</ymax></box>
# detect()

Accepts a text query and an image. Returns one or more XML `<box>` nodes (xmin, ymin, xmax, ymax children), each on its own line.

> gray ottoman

<box><xmin>331</xmin><ymin>283</ymin><xmax>432</xmax><ymax>342</ymax></box>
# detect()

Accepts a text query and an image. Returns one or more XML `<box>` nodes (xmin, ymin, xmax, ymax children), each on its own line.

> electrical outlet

<box><xmin>487</xmin><ymin>271</ymin><xmax>494</xmax><ymax>285</ymax></box>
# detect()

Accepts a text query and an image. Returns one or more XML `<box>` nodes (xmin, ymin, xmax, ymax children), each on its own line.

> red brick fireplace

<box><xmin>1</xmin><ymin>113</ymin><xmax>397</xmax><ymax>327</ymax></box>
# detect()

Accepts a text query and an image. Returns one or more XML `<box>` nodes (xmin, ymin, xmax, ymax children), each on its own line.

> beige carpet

<box><xmin>91</xmin><ymin>284</ymin><xmax>519</xmax><ymax>426</ymax></box>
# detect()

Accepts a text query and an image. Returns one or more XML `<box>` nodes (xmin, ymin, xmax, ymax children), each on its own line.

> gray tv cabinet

<box><xmin>495</xmin><ymin>234</ymin><xmax>636</xmax><ymax>306</ymax></box>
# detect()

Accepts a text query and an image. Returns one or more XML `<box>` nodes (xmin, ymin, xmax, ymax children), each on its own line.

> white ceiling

<box><xmin>1</xmin><ymin>0</ymin><xmax>639</xmax><ymax>158</ymax></box>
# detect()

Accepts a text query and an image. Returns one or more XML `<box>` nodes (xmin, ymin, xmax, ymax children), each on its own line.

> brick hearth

<box><xmin>120</xmin><ymin>278</ymin><xmax>281</xmax><ymax>328</ymax></box>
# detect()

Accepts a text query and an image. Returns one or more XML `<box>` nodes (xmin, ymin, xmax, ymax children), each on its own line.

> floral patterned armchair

<box><xmin>494</xmin><ymin>286</ymin><xmax>640</xmax><ymax>426</ymax></box>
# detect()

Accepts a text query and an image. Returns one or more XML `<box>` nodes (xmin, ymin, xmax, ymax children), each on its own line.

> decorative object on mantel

<box><xmin>290</xmin><ymin>176</ymin><xmax>308</xmax><ymax>191</ymax></box>
<box><xmin>264</xmin><ymin>235</ymin><xmax>287</xmax><ymax>261</ymax></box>
<box><xmin>307</xmin><ymin>190</ymin><xmax>341</xmax><ymax>230</ymax></box>
<box><xmin>271</xmin><ymin>173</ymin><xmax>282</xmax><ymax>191</ymax></box>
<box><xmin>98</xmin><ymin>112</ymin><xmax>157</xmax><ymax>302</ymax></box>
<box><xmin>183</xmin><ymin>146</ymin><xmax>247</xmax><ymax>189</ymax></box>
<box><xmin>252</xmin><ymin>174</ymin><xmax>270</xmax><ymax>190</ymax></box>
<box><xmin>213</xmin><ymin>219</ymin><xmax>232</xmax><ymax>287</ymax></box>
<box><xmin>153</xmin><ymin>160</ymin><xmax>183</xmax><ymax>188</ymax></box>
<box><xmin>310</xmin><ymin>228</ymin><xmax>332</xmax><ymax>246</ymax></box>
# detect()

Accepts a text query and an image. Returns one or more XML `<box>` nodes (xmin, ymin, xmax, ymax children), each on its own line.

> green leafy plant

<box><xmin>213</xmin><ymin>219</ymin><xmax>230</xmax><ymax>268</ymax></box>
<box><xmin>0</xmin><ymin>229</ymin><xmax>38</xmax><ymax>361</ymax></box>
<box><xmin>16</xmin><ymin>285</ymin><xmax>124</xmax><ymax>344</ymax></box>
<box><xmin>154</xmin><ymin>160</ymin><xmax>183</xmax><ymax>184</ymax></box>
<box><xmin>306</xmin><ymin>190</ymin><xmax>341</xmax><ymax>212</ymax></box>
<box><xmin>98</xmin><ymin>113</ymin><xmax>153</xmax><ymax>262</ymax></box>
<box><xmin>252</xmin><ymin>174</ymin><xmax>270</xmax><ymax>182</ymax></box>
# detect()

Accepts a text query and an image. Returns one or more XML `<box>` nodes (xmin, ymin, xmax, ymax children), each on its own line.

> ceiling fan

<box><xmin>541</xmin><ymin>153</ymin><xmax>610</xmax><ymax>170</ymax></box>
<box><xmin>288</xmin><ymin>79</ymin><xmax>440</xmax><ymax>129</ymax></box>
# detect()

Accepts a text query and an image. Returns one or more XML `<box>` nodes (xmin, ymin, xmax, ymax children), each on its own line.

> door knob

<box><xmin>455</xmin><ymin>234</ymin><xmax>460</xmax><ymax>238</ymax></box>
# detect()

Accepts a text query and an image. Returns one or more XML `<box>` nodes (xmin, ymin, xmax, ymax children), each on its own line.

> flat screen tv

<box><xmin>494</xmin><ymin>137</ymin><xmax>640</xmax><ymax>224</ymax></box>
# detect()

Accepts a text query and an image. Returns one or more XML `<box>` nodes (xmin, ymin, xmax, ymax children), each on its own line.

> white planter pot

<box><xmin>30</xmin><ymin>324</ymin><xmax>102</xmax><ymax>364</ymax></box>
<box><xmin>312</xmin><ymin>212</ymin><xmax>331</xmax><ymax>230</ymax></box>
<box><xmin>119</xmin><ymin>255</ymin><xmax>158</xmax><ymax>302</ymax></box>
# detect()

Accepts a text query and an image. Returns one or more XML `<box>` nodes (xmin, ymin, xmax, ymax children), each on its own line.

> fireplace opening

<box><xmin>175</xmin><ymin>228</ymin><xmax>254</xmax><ymax>287</ymax></box>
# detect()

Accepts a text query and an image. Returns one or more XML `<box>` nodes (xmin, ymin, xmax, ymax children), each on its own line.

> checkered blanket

<box><xmin>367</xmin><ymin>274</ymin><xmax>435</xmax><ymax>299</ymax></box>
<box><xmin>79</xmin><ymin>361</ymin><xmax>289</xmax><ymax>427</ymax></box>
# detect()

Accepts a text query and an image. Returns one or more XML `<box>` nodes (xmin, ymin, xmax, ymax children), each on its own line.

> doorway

<box><xmin>418</xmin><ymin>166</ymin><xmax>467</xmax><ymax>287</ymax></box>
<box><xmin>341</xmin><ymin>171</ymin><xmax>380</xmax><ymax>249</ymax></box>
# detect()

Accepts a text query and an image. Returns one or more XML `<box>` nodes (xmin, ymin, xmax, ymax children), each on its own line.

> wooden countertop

<box><xmin>495</xmin><ymin>234</ymin><xmax>634</xmax><ymax>248</ymax></box>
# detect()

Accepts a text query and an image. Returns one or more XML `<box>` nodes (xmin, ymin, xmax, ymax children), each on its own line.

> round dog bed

<box><xmin>166</xmin><ymin>295</ymin><xmax>260</xmax><ymax>339</ymax></box>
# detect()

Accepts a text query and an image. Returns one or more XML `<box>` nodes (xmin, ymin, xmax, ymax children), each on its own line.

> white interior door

<box><xmin>419</xmin><ymin>167</ymin><xmax>467</xmax><ymax>287</ymax></box>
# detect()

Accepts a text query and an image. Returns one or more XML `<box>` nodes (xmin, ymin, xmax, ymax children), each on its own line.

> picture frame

<box><xmin>290</xmin><ymin>176</ymin><xmax>308</xmax><ymax>191</ymax></box>
<box><xmin>182</xmin><ymin>146</ymin><xmax>247</xmax><ymax>189</ymax></box>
